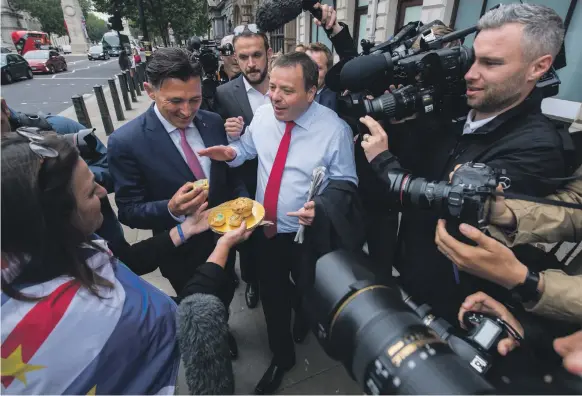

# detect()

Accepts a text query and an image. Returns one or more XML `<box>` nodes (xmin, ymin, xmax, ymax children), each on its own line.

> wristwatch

<box><xmin>510</xmin><ymin>269</ymin><xmax>541</xmax><ymax>304</ymax></box>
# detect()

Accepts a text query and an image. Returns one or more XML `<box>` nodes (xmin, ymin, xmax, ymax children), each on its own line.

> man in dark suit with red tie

<box><xmin>108</xmin><ymin>48</ymin><xmax>246</xmax><ymax>357</ymax></box>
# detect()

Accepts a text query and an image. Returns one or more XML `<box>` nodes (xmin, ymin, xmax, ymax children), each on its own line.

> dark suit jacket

<box><xmin>108</xmin><ymin>104</ymin><xmax>247</xmax><ymax>233</ymax></box>
<box><xmin>315</xmin><ymin>86</ymin><xmax>338</xmax><ymax>112</ymax></box>
<box><xmin>214</xmin><ymin>74</ymin><xmax>259</xmax><ymax>197</ymax></box>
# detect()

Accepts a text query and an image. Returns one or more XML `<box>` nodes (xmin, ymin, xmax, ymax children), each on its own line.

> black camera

<box><xmin>304</xmin><ymin>250</ymin><xmax>582</xmax><ymax>395</ymax></box>
<box><xmin>382</xmin><ymin>162</ymin><xmax>503</xmax><ymax>229</ymax></box>
<box><xmin>303</xmin><ymin>250</ymin><xmax>496</xmax><ymax>394</ymax></box>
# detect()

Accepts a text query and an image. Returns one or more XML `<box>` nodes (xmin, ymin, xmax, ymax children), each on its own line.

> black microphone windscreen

<box><xmin>340</xmin><ymin>54</ymin><xmax>390</xmax><ymax>92</ymax></box>
<box><xmin>176</xmin><ymin>293</ymin><xmax>233</xmax><ymax>395</ymax></box>
<box><xmin>256</xmin><ymin>0</ymin><xmax>303</xmax><ymax>32</ymax></box>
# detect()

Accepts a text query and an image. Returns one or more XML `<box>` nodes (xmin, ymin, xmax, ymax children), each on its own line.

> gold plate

<box><xmin>208</xmin><ymin>199</ymin><xmax>266</xmax><ymax>235</ymax></box>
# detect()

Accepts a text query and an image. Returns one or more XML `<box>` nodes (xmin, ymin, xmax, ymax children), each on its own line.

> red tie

<box><xmin>263</xmin><ymin>121</ymin><xmax>295</xmax><ymax>238</ymax></box>
<box><xmin>178</xmin><ymin>128</ymin><xmax>206</xmax><ymax>180</ymax></box>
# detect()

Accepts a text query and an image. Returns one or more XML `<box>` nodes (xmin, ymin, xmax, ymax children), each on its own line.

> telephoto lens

<box><xmin>302</xmin><ymin>250</ymin><xmax>495</xmax><ymax>395</ymax></box>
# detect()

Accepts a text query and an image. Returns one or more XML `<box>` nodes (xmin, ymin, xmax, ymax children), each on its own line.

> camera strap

<box><xmin>493</xmin><ymin>191</ymin><xmax>582</xmax><ymax>210</ymax></box>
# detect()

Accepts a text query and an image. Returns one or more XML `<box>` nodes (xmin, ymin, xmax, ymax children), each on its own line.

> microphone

<box><xmin>256</xmin><ymin>0</ymin><xmax>329</xmax><ymax>33</ymax></box>
<box><xmin>176</xmin><ymin>293</ymin><xmax>234</xmax><ymax>395</ymax></box>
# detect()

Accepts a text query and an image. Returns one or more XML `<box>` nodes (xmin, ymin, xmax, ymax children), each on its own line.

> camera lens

<box><xmin>303</xmin><ymin>251</ymin><xmax>494</xmax><ymax>394</ymax></box>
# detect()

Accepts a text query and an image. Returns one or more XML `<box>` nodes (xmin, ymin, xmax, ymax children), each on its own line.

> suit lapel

<box><xmin>144</xmin><ymin>105</ymin><xmax>193</xmax><ymax>180</ymax></box>
<box><xmin>233</xmin><ymin>75</ymin><xmax>254</xmax><ymax>124</ymax></box>
<box><xmin>194</xmin><ymin>112</ymin><xmax>214</xmax><ymax>148</ymax></box>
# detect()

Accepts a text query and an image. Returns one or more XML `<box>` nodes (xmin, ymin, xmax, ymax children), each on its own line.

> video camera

<box><xmin>303</xmin><ymin>250</ymin><xmax>582</xmax><ymax>395</ymax></box>
<box><xmin>188</xmin><ymin>36</ymin><xmax>235</xmax><ymax>107</ymax></box>
<box><xmin>330</xmin><ymin>12</ymin><xmax>566</xmax><ymax>121</ymax></box>
<box><xmin>188</xmin><ymin>36</ymin><xmax>234</xmax><ymax>77</ymax></box>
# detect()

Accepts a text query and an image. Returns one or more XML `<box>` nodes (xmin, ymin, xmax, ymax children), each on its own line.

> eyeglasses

<box><xmin>233</xmin><ymin>24</ymin><xmax>261</xmax><ymax>36</ymax></box>
<box><xmin>16</xmin><ymin>127</ymin><xmax>59</xmax><ymax>159</ymax></box>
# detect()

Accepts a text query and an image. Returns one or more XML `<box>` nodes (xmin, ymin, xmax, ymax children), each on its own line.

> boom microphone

<box><xmin>176</xmin><ymin>293</ymin><xmax>234</xmax><ymax>395</ymax></box>
<box><xmin>256</xmin><ymin>0</ymin><xmax>329</xmax><ymax>32</ymax></box>
<box><xmin>340</xmin><ymin>53</ymin><xmax>393</xmax><ymax>92</ymax></box>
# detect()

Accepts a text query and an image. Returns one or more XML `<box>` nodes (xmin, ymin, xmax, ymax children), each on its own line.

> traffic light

<box><xmin>108</xmin><ymin>11</ymin><xmax>123</xmax><ymax>32</ymax></box>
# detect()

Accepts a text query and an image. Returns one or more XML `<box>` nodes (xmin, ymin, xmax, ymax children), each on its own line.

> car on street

<box><xmin>1</xmin><ymin>46</ymin><xmax>13</xmax><ymax>53</ymax></box>
<box><xmin>62</xmin><ymin>44</ymin><xmax>72</xmax><ymax>54</ymax></box>
<box><xmin>88</xmin><ymin>45</ymin><xmax>110</xmax><ymax>61</ymax></box>
<box><xmin>23</xmin><ymin>49</ymin><xmax>67</xmax><ymax>74</ymax></box>
<box><xmin>1</xmin><ymin>53</ymin><xmax>34</xmax><ymax>84</ymax></box>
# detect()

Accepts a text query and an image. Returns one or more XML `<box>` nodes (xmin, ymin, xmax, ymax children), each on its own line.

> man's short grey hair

<box><xmin>478</xmin><ymin>3</ymin><xmax>564</xmax><ymax>61</ymax></box>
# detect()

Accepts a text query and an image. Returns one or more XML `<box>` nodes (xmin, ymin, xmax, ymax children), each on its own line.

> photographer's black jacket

<box><xmin>371</xmin><ymin>88</ymin><xmax>575</xmax><ymax>323</ymax></box>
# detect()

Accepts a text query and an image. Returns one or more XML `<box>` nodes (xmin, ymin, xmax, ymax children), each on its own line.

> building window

<box><xmin>452</xmin><ymin>0</ymin><xmax>580</xmax><ymax>102</ymax></box>
<box><xmin>310</xmin><ymin>0</ymin><xmax>335</xmax><ymax>51</ymax></box>
<box><xmin>353</xmin><ymin>0</ymin><xmax>368</xmax><ymax>53</ymax></box>
<box><xmin>395</xmin><ymin>0</ymin><xmax>422</xmax><ymax>33</ymax></box>
<box><xmin>270</xmin><ymin>26</ymin><xmax>285</xmax><ymax>53</ymax></box>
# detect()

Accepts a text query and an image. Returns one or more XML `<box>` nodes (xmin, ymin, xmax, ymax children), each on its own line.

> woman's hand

<box><xmin>181</xmin><ymin>202</ymin><xmax>210</xmax><ymax>238</ymax></box>
<box><xmin>208</xmin><ymin>223</ymin><xmax>255</xmax><ymax>268</ymax></box>
<box><xmin>170</xmin><ymin>203</ymin><xmax>209</xmax><ymax>246</ymax></box>
<box><xmin>217</xmin><ymin>221</ymin><xmax>254</xmax><ymax>248</ymax></box>
<box><xmin>459</xmin><ymin>292</ymin><xmax>524</xmax><ymax>356</ymax></box>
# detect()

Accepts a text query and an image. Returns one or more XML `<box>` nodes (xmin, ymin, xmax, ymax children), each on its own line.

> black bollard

<box><xmin>131</xmin><ymin>67</ymin><xmax>142</xmax><ymax>96</ymax></box>
<box><xmin>117</xmin><ymin>73</ymin><xmax>132</xmax><ymax>110</ymax></box>
<box><xmin>108</xmin><ymin>78</ymin><xmax>125</xmax><ymax>121</ymax></box>
<box><xmin>93</xmin><ymin>85</ymin><xmax>114</xmax><ymax>135</ymax></box>
<box><xmin>125</xmin><ymin>70</ymin><xmax>137</xmax><ymax>103</ymax></box>
<box><xmin>136</xmin><ymin>63</ymin><xmax>145</xmax><ymax>90</ymax></box>
<box><xmin>141</xmin><ymin>62</ymin><xmax>148</xmax><ymax>83</ymax></box>
<box><xmin>71</xmin><ymin>94</ymin><xmax>92</xmax><ymax>128</ymax></box>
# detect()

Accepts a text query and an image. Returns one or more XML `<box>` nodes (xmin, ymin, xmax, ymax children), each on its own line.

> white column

<box><xmin>61</xmin><ymin>0</ymin><xmax>89</xmax><ymax>53</ymax></box>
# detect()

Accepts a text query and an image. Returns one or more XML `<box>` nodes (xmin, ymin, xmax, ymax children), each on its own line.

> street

<box><xmin>2</xmin><ymin>54</ymin><xmax>123</xmax><ymax>115</ymax></box>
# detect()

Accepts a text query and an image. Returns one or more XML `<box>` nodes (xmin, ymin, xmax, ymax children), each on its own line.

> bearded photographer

<box><xmin>359</xmin><ymin>3</ymin><xmax>574</xmax><ymax>324</ymax></box>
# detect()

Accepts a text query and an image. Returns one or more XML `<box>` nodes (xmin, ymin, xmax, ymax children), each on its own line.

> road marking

<box><xmin>20</xmin><ymin>103</ymin><xmax>27</xmax><ymax>105</ymax></box>
<box><xmin>51</xmin><ymin>74</ymin><xmax>57</xmax><ymax>79</ymax></box>
<box><xmin>63</xmin><ymin>101</ymin><xmax>69</xmax><ymax>104</ymax></box>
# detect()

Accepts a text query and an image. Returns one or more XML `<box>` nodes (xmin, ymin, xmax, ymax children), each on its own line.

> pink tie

<box><xmin>178</xmin><ymin>128</ymin><xmax>206</xmax><ymax>180</ymax></box>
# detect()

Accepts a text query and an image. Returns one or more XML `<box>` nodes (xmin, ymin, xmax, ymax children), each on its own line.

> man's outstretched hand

<box><xmin>198</xmin><ymin>145</ymin><xmax>237</xmax><ymax>162</ymax></box>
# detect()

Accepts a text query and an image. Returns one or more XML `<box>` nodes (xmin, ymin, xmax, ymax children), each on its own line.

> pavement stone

<box><xmin>59</xmin><ymin>87</ymin><xmax>360</xmax><ymax>395</ymax></box>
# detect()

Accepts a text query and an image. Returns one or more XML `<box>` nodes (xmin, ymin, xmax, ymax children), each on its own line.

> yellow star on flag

<box><xmin>1</xmin><ymin>345</ymin><xmax>45</xmax><ymax>385</ymax></box>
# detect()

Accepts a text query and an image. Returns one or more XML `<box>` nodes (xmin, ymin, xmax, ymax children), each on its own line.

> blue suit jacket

<box><xmin>315</xmin><ymin>87</ymin><xmax>338</xmax><ymax>112</ymax></box>
<box><xmin>108</xmin><ymin>105</ymin><xmax>247</xmax><ymax>232</ymax></box>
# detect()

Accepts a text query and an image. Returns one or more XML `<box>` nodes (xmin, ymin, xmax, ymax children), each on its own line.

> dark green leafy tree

<box><xmin>85</xmin><ymin>12</ymin><xmax>109</xmax><ymax>43</ymax></box>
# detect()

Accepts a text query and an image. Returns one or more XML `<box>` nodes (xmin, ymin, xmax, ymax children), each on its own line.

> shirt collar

<box><xmin>463</xmin><ymin>109</ymin><xmax>497</xmax><ymax>135</ymax></box>
<box><xmin>243</xmin><ymin>76</ymin><xmax>269</xmax><ymax>97</ymax></box>
<box><xmin>293</xmin><ymin>101</ymin><xmax>318</xmax><ymax>130</ymax></box>
<box><xmin>153</xmin><ymin>104</ymin><xmax>194</xmax><ymax>133</ymax></box>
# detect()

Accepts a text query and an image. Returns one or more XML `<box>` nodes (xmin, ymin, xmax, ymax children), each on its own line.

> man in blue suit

<box><xmin>306</xmin><ymin>43</ymin><xmax>338</xmax><ymax>112</ymax></box>
<box><xmin>108</xmin><ymin>48</ymin><xmax>246</xmax><ymax>357</ymax></box>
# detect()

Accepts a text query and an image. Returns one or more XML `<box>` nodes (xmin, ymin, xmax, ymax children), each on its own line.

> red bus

<box><xmin>11</xmin><ymin>31</ymin><xmax>51</xmax><ymax>55</ymax></box>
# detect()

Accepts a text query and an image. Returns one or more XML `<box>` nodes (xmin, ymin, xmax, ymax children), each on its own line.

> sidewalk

<box><xmin>60</xmin><ymin>87</ymin><xmax>360</xmax><ymax>395</ymax></box>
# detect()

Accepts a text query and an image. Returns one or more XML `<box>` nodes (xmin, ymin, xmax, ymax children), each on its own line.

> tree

<box><xmin>91</xmin><ymin>0</ymin><xmax>211</xmax><ymax>44</ymax></box>
<box><xmin>10</xmin><ymin>0</ymin><xmax>93</xmax><ymax>37</ymax></box>
<box><xmin>10</xmin><ymin>0</ymin><xmax>68</xmax><ymax>36</ymax></box>
<box><xmin>85</xmin><ymin>13</ymin><xmax>109</xmax><ymax>43</ymax></box>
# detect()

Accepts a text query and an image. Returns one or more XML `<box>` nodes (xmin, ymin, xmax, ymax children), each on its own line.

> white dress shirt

<box><xmin>154</xmin><ymin>105</ymin><xmax>211</xmax><ymax>178</ymax></box>
<box><xmin>243</xmin><ymin>76</ymin><xmax>270</xmax><ymax>113</ymax></box>
<box><xmin>228</xmin><ymin>101</ymin><xmax>358</xmax><ymax>233</ymax></box>
<box><xmin>463</xmin><ymin>110</ymin><xmax>497</xmax><ymax>135</ymax></box>
<box><xmin>154</xmin><ymin>105</ymin><xmax>211</xmax><ymax>222</ymax></box>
